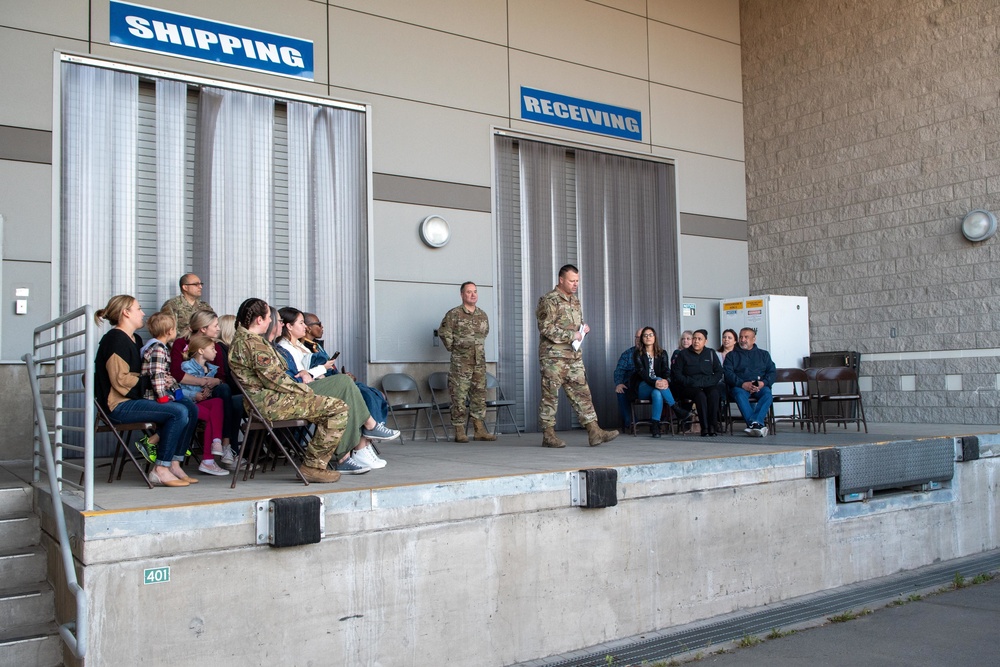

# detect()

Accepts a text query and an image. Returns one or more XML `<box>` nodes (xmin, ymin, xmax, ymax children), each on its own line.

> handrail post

<box><xmin>23</xmin><ymin>303</ymin><xmax>94</xmax><ymax>660</ymax></box>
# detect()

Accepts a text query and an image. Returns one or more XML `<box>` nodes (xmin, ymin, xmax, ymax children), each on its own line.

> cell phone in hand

<box><xmin>331</xmin><ymin>351</ymin><xmax>340</xmax><ymax>360</ymax></box>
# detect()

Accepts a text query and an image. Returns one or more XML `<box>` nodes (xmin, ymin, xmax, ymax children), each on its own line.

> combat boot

<box><xmin>472</xmin><ymin>418</ymin><xmax>497</xmax><ymax>441</ymax></box>
<box><xmin>585</xmin><ymin>421</ymin><xmax>619</xmax><ymax>447</ymax></box>
<box><xmin>541</xmin><ymin>427</ymin><xmax>566</xmax><ymax>448</ymax></box>
<box><xmin>299</xmin><ymin>464</ymin><xmax>341</xmax><ymax>483</ymax></box>
<box><xmin>454</xmin><ymin>425</ymin><xmax>469</xmax><ymax>443</ymax></box>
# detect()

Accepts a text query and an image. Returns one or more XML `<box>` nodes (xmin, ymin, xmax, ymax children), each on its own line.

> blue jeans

<box><xmin>110</xmin><ymin>398</ymin><xmax>199</xmax><ymax>467</ymax></box>
<box><xmin>731</xmin><ymin>385</ymin><xmax>773</xmax><ymax>427</ymax></box>
<box><xmin>357</xmin><ymin>383</ymin><xmax>388</xmax><ymax>423</ymax></box>
<box><xmin>637</xmin><ymin>382</ymin><xmax>677</xmax><ymax>421</ymax></box>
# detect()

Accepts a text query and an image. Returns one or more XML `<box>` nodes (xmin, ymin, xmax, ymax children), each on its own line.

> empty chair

<box><xmin>770</xmin><ymin>368</ymin><xmax>812</xmax><ymax>433</ymax></box>
<box><xmin>481</xmin><ymin>372</ymin><xmax>521</xmax><ymax>437</ymax></box>
<box><xmin>812</xmin><ymin>367</ymin><xmax>867</xmax><ymax>433</ymax></box>
<box><xmin>380</xmin><ymin>373</ymin><xmax>439</xmax><ymax>443</ymax></box>
<box><xmin>427</xmin><ymin>371</ymin><xmax>454</xmax><ymax>439</ymax></box>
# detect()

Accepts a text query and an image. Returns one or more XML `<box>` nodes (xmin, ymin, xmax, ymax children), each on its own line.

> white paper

<box><xmin>571</xmin><ymin>325</ymin><xmax>586</xmax><ymax>351</ymax></box>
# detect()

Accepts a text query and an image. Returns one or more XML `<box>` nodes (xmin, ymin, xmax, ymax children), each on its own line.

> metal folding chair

<box><xmin>380</xmin><ymin>373</ymin><xmax>439</xmax><ymax>443</ymax></box>
<box><xmin>229</xmin><ymin>374</ymin><xmax>312</xmax><ymax>488</ymax></box>
<box><xmin>95</xmin><ymin>400</ymin><xmax>155</xmax><ymax>488</ymax></box>
<box><xmin>483</xmin><ymin>373</ymin><xmax>520</xmax><ymax>436</ymax></box>
<box><xmin>427</xmin><ymin>371</ymin><xmax>453</xmax><ymax>439</ymax></box>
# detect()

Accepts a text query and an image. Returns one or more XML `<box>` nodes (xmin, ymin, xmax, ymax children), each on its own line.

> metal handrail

<box><xmin>23</xmin><ymin>304</ymin><xmax>93</xmax><ymax>659</ymax></box>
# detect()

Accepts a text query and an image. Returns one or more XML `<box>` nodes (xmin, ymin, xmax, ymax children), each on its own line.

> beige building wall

<box><xmin>0</xmin><ymin>0</ymin><xmax>747</xmax><ymax>456</ymax></box>
<box><xmin>741</xmin><ymin>0</ymin><xmax>1000</xmax><ymax>423</ymax></box>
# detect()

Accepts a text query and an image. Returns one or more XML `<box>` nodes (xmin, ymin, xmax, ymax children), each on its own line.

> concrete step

<box><xmin>0</xmin><ymin>513</ymin><xmax>40</xmax><ymax>548</ymax></box>
<box><xmin>0</xmin><ymin>582</ymin><xmax>55</xmax><ymax>631</ymax></box>
<box><xmin>0</xmin><ymin>621</ymin><xmax>62</xmax><ymax>667</ymax></box>
<box><xmin>0</xmin><ymin>544</ymin><xmax>46</xmax><ymax>589</ymax></box>
<box><xmin>0</xmin><ymin>485</ymin><xmax>32</xmax><ymax>515</ymax></box>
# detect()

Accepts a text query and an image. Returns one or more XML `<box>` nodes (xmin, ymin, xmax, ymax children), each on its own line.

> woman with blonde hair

<box><xmin>169</xmin><ymin>308</ymin><xmax>243</xmax><ymax>470</ymax></box>
<box><xmin>94</xmin><ymin>295</ymin><xmax>199</xmax><ymax>487</ymax></box>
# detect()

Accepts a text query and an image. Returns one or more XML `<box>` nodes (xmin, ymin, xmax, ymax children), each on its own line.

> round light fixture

<box><xmin>419</xmin><ymin>215</ymin><xmax>451</xmax><ymax>248</ymax></box>
<box><xmin>960</xmin><ymin>209</ymin><xmax>997</xmax><ymax>242</ymax></box>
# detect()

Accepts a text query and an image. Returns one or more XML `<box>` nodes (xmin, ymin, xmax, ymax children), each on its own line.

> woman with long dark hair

<box><xmin>628</xmin><ymin>326</ymin><xmax>689</xmax><ymax>438</ymax></box>
<box><xmin>275</xmin><ymin>306</ymin><xmax>398</xmax><ymax>473</ymax></box>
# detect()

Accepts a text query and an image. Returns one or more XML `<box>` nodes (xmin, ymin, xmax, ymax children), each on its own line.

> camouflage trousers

<box><xmin>538</xmin><ymin>356</ymin><xmax>597</xmax><ymax>429</ymax></box>
<box><xmin>252</xmin><ymin>391</ymin><xmax>349</xmax><ymax>469</ymax></box>
<box><xmin>449</xmin><ymin>358</ymin><xmax>487</xmax><ymax>425</ymax></box>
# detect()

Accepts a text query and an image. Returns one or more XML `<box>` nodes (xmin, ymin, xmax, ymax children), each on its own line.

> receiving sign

<box><xmin>520</xmin><ymin>86</ymin><xmax>642</xmax><ymax>141</ymax></box>
<box><xmin>110</xmin><ymin>1</ymin><xmax>314</xmax><ymax>80</ymax></box>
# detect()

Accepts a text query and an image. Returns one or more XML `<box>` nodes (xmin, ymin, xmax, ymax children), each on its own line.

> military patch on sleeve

<box><xmin>256</xmin><ymin>353</ymin><xmax>272</xmax><ymax>367</ymax></box>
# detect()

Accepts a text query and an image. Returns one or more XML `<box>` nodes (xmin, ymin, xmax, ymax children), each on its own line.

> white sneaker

<box><xmin>354</xmin><ymin>445</ymin><xmax>387</xmax><ymax>469</ymax></box>
<box><xmin>220</xmin><ymin>449</ymin><xmax>237</xmax><ymax>470</ymax></box>
<box><xmin>744</xmin><ymin>427</ymin><xmax>754</xmax><ymax>436</ymax></box>
<box><xmin>758</xmin><ymin>425</ymin><xmax>769</xmax><ymax>437</ymax></box>
<box><xmin>198</xmin><ymin>460</ymin><xmax>230</xmax><ymax>476</ymax></box>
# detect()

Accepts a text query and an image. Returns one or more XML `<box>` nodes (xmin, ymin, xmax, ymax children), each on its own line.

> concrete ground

<box><xmin>3</xmin><ymin>421</ymin><xmax>998</xmax><ymax>512</ymax></box>
<box><xmin>699</xmin><ymin>576</ymin><xmax>1000</xmax><ymax>667</ymax></box>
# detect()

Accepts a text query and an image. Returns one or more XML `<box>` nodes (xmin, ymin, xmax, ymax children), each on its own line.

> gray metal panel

<box><xmin>679</xmin><ymin>212</ymin><xmax>747</xmax><ymax>241</ymax></box>
<box><xmin>0</xmin><ymin>125</ymin><xmax>51</xmax><ymax>164</ymax></box>
<box><xmin>838</xmin><ymin>438</ymin><xmax>954</xmax><ymax>495</ymax></box>
<box><xmin>373</xmin><ymin>173</ymin><xmax>491</xmax><ymax>212</ymax></box>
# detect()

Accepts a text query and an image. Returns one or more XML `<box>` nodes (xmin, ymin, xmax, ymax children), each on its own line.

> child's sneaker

<box><xmin>220</xmin><ymin>449</ymin><xmax>237</xmax><ymax>470</ymax></box>
<box><xmin>198</xmin><ymin>460</ymin><xmax>229</xmax><ymax>476</ymax></box>
<box><xmin>135</xmin><ymin>435</ymin><xmax>156</xmax><ymax>464</ymax></box>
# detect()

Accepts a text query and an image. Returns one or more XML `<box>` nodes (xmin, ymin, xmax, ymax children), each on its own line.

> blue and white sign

<box><xmin>520</xmin><ymin>86</ymin><xmax>642</xmax><ymax>141</ymax></box>
<box><xmin>110</xmin><ymin>1</ymin><xmax>314</xmax><ymax>80</ymax></box>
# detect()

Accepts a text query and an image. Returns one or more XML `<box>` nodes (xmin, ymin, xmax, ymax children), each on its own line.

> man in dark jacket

<box><xmin>723</xmin><ymin>327</ymin><xmax>776</xmax><ymax>437</ymax></box>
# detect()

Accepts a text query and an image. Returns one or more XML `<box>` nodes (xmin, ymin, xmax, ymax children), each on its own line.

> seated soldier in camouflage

<box><xmin>228</xmin><ymin>298</ymin><xmax>349</xmax><ymax>483</ymax></box>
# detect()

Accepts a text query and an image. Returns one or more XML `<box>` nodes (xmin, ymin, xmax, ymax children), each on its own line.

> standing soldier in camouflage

<box><xmin>439</xmin><ymin>281</ymin><xmax>496</xmax><ymax>442</ymax></box>
<box><xmin>536</xmin><ymin>264</ymin><xmax>619</xmax><ymax>448</ymax></box>
<box><xmin>228</xmin><ymin>298</ymin><xmax>348</xmax><ymax>483</ymax></box>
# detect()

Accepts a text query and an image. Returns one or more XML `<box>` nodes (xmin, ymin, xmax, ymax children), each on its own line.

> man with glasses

<box><xmin>161</xmin><ymin>274</ymin><xmax>213</xmax><ymax>338</ymax></box>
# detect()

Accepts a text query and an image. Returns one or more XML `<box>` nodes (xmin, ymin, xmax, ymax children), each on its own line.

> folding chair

<box><xmin>380</xmin><ymin>373</ymin><xmax>439</xmax><ymax>443</ymax></box>
<box><xmin>770</xmin><ymin>368</ymin><xmax>812</xmax><ymax>433</ymax></box>
<box><xmin>230</xmin><ymin>374</ymin><xmax>312</xmax><ymax>488</ymax></box>
<box><xmin>483</xmin><ymin>373</ymin><xmax>521</xmax><ymax>436</ymax></box>
<box><xmin>812</xmin><ymin>367</ymin><xmax>868</xmax><ymax>433</ymax></box>
<box><xmin>95</xmin><ymin>400</ymin><xmax>155</xmax><ymax>488</ymax></box>
<box><xmin>427</xmin><ymin>371</ymin><xmax>454</xmax><ymax>438</ymax></box>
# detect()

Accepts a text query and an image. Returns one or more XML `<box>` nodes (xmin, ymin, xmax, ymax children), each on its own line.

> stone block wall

<box><xmin>741</xmin><ymin>0</ymin><xmax>1000</xmax><ymax>422</ymax></box>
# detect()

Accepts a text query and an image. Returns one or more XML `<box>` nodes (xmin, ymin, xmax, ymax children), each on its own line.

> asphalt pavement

<box><xmin>699</xmin><ymin>576</ymin><xmax>1000</xmax><ymax>666</ymax></box>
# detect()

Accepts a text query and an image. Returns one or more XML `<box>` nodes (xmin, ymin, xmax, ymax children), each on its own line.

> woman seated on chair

<box><xmin>169</xmin><ymin>309</ymin><xmax>244</xmax><ymax>471</ymax></box>
<box><xmin>670</xmin><ymin>330</ymin><xmax>694</xmax><ymax>368</ymax></box>
<box><xmin>274</xmin><ymin>307</ymin><xmax>398</xmax><ymax>473</ymax></box>
<box><xmin>717</xmin><ymin>329</ymin><xmax>738</xmax><ymax>363</ymax></box>
<box><xmin>670</xmin><ymin>329</ymin><xmax>723</xmax><ymax>437</ymax></box>
<box><xmin>94</xmin><ymin>295</ymin><xmax>199</xmax><ymax>487</ymax></box>
<box><xmin>628</xmin><ymin>326</ymin><xmax>690</xmax><ymax>438</ymax></box>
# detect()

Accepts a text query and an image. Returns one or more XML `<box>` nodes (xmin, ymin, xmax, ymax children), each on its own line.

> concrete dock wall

<box><xmin>43</xmin><ymin>441</ymin><xmax>1000</xmax><ymax>666</ymax></box>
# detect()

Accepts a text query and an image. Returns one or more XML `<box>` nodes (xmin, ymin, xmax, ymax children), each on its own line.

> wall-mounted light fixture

<box><xmin>419</xmin><ymin>215</ymin><xmax>451</xmax><ymax>248</ymax></box>
<box><xmin>960</xmin><ymin>209</ymin><xmax>997</xmax><ymax>242</ymax></box>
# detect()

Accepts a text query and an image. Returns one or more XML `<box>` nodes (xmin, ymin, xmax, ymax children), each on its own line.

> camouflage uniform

<box><xmin>535</xmin><ymin>287</ymin><xmax>598</xmax><ymax>428</ymax></box>
<box><xmin>439</xmin><ymin>305</ymin><xmax>489</xmax><ymax>425</ymax></box>
<box><xmin>228</xmin><ymin>326</ymin><xmax>348</xmax><ymax>470</ymax></box>
<box><xmin>161</xmin><ymin>295</ymin><xmax>213</xmax><ymax>338</ymax></box>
